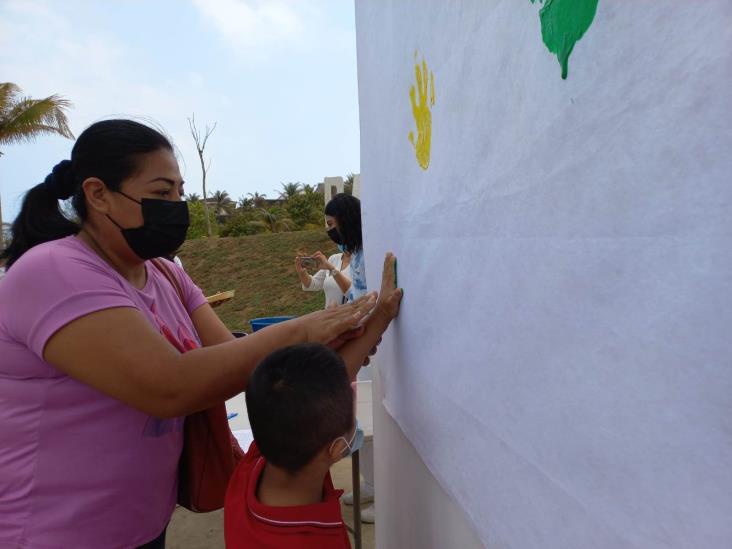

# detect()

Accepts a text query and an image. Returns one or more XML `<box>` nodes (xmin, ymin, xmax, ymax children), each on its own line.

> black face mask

<box><xmin>327</xmin><ymin>227</ymin><xmax>343</xmax><ymax>246</ymax></box>
<box><xmin>108</xmin><ymin>192</ymin><xmax>190</xmax><ymax>260</ymax></box>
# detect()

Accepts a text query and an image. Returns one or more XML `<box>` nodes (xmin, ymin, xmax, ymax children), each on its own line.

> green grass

<box><xmin>178</xmin><ymin>230</ymin><xmax>336</xmax><ymax>331</ymax></box>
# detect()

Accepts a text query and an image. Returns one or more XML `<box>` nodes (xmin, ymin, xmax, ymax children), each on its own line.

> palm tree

<box><xmin>247</xmin><ymin>192</ymin><xmax>267</xmax><ymax>208</ymax></box>
<box><xmin>237</xmin><ymin>195</ymin><xmax>254</xmax><ymax>211</ymax></box>
<box><xmin>185</xmin><ymin>192</ymin><xmax>201</xmax><ymax>203</ymax></box>
<box><xmin>302</xmin><ymin>183</ymin><xmax>318</xmax><ymax>195</ymax></box>
<box><xmin>0</xmin><ymin>83</ymin><xmax>73</xmax><ymax>154</ymax></box>
<box><xmin>210</xmin><ymin>189</ymin><xmax>234</xmax><ymax>215</ymax></box>
<box><xmin>344</xmin><ymin>172</ymin><xmax>356</xmax><ymax>195</ymax></box>
<box><xmin>0</xmin><ymin>82</ymin><xmax>74</xmax><ymax>249</ymax></box>
<box><xmin>249</xmin><ymin>208</ymin><xmax>293</xmax><ymax>233</ymax></box>
<box><xmin>278</xmin><ymin>182</ymin><xmax>302</xmax><ymax>199</ymax></box>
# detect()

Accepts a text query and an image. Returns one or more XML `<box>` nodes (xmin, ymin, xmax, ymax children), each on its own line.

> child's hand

<box><xmin>375</xmin><ymin>253</ymin><xmax>403</xmax><ymax>321</ymax></box>
<box><xmin>361</xmin><ymin>336</ymin><xmax>382</xmax><ymax>366</ymax></box>
<box><xmin>327</xmin><ymin>325</ymin><xmax>366</xmax><ymax>351</ymax></box>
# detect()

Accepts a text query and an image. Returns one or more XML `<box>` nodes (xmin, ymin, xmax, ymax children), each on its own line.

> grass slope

<box><xmin>178</xmin><ymin>230</ymin><xmax>336</xmax><ymax>331</ymax></box>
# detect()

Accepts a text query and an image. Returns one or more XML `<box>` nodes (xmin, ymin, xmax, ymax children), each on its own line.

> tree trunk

<box><xmin>198</xmin><ymin>150</ymin><xmax>212</xmax><ymax>238</ymax></box>
<box><xmin>188</xmin><ymin>115</ymin><xmax>215</xmax><ymax>238</ymax></box>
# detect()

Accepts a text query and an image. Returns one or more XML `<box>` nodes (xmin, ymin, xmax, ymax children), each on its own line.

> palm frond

<box><xmin>0</xmin><ymin>83</ymin><xmax>22</xmax><ymax>113</ymax></box>
<box><xmin>246</xmin><ymin>220</ymin><xmax>270</xmax><ymax>232</ymax></box>
<box><xmin>275</xmin><ymin>218</ymin><xmax>294</xmax><ymax>232</ymax></box>
<box><xmin>278</xmin><ymin>181</ymin><xmax>302</xmax><ymax>199</ymax></box>
<box><xmin>0</xmin><ymin>94</ymin><xmax>74</xmax><ymax>146</ymax></box>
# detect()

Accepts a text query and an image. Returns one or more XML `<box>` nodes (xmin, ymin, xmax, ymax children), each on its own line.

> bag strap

<box><xmin>153</xmin><ymin>257</ymin><xmax>247</xmax><ymax>465</ymax></box>
<box><xmin>151</xmin><ymin>258</ymin><xmax>185</xmax><ymax>305</ymax></box>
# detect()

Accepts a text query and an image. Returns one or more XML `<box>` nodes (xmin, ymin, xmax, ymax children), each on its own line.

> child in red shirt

<box><xmin>225</xmin><ymin>344</ymin><xmax>364</xmax><ymax>548</ymax></box>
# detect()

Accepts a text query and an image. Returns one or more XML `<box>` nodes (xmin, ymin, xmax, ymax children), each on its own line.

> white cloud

<box><xmin>0</xmin><ymin>0</ymin><xmax>213</xmax><ymax>199</ymax></box>
<box><xmin>0</xmin><ymin>0</ymin><xmax>360</xmax><ymax>221</ymax></box>
<box><xmin>191</xmin><ymin>0</ymin><xmax>310</xmax><ymax>57</ymax></box>
<box><xmin>1</xmin><ymin>2</ymin><xmax>170</xmax><ymax>128</ymax></box>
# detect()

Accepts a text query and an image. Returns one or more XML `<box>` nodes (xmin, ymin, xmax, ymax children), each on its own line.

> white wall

<box><xmin>373</xmin><ymin>365</ymin><xmax>484</xmax><ymax>549</ymax></box>
<box><xmin>323</xmin><ymin>176</ymin><xmax>345</xmax><ymax>216</ymax></box>
<box><xmin>358</xmin><ymin>2</ymin><xmax>732</xmax><ymax>546</ymax></box>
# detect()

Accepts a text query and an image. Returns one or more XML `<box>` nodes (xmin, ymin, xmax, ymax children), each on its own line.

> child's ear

<box><xmin>325</xmin><ymin>438</ymin><xmax>347</xmax><ymax>466</ymax></box>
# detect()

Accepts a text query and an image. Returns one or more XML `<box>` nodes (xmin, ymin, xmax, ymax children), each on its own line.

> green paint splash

<box><xmin>531</xmin><ymin>0</ymin><xmax>599</xmax><ymax>79</ymax></box>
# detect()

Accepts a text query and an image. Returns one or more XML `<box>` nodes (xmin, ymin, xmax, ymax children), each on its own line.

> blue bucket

<box><xmin>250</xmin><ymin>316</ymin><xmax>295</xmax><ymax>332</ymax></box>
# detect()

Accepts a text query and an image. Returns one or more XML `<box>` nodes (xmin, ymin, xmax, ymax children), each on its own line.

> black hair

<box><xmin>1</xmin><ymin>119</ymin><xmax>172</xmax><ymax>269</ymax></box>
<box><xmin>245</xmin><ymin>343</ymin><xmax>354</xmax><ymax>474</ymax></box>
<box><xmin>324</xmin><ymin>193</ymin><xmax>362</xmax><ymax>254</ymax></box>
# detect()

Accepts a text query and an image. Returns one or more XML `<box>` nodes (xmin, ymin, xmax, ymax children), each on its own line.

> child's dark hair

<box><xmin>246</xmin><ymin>343</ymin><xmax>354</xmax><ymax>474</ymax></box>
<box><xmin>1</xmin><ymin>119</ymin><xmax>172</xmax><ymax>269</ymax></box>
<box><xmin>324</xmin><ymin>193</ymin><xmax>362</xmax><ymax>254</ymax></box>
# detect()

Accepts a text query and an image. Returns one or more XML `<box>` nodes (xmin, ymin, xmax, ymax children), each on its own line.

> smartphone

<box><xmin>299</xmin><ymin>256</ymin><xmax>319</xmax><ymax>270</ymax></box>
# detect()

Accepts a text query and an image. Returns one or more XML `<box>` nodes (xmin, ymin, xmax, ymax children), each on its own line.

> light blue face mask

<box><xmin>337</xmin><ymin>244</ymin><xmax>346</xmax><ymax>253</ymax></box>
<box><xmin>333</xmin><ymin>419</ymin><xmax>364</xmax><ymax>457</ymax></box>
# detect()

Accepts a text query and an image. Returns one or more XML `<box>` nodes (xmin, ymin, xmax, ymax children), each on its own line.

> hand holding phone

<box><xmin>299</xmin><ymin>256</ymin><xmax>319</xmax><ymax>270</ymax></box>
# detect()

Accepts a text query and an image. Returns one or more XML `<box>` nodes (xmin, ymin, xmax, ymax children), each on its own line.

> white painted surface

<box><xmin>355</xmin><ymin>380</ymin><xmax>374</xmax><ymax>437</ymax></box>
<box><xmin>356</xmin><ymin>1</ymin><xmax>732</xmax><ymax>547</ymax></box>
<box><xmin>372</xmin><ymin>365</ymin><xmax>484</xmax><ymax>549</ymax></box>
<box><xmin>225</xmin><ymin>392</ymin><xmax>250</xmax><ymax>432</ymax></box>
<box><xmin>232</xmin><ymin>429</ymin><xmax>254</xmax><ymax>452</ymax></box>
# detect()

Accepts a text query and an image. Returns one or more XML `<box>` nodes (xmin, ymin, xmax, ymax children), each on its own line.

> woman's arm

<box><xmin>304</xmin><ymin>269</ymin><xmax>327</xmax><ymax>292</ymax></box>
<box><xmin>313</xmin><ymin>251</ymin><xmax>352</xmax><ymax>294</ymax></box>
<box><xmin>295</xmin><ymin>257</ymin><xmax>314</xmax><ymax>288</ymax></box>
<box><xmin>43</xmin><ymin>295</ymin><xmax>377</xmax><ymax>418</ymax></box>
<box><xmin>190</xmin><ymin>302</ymin><xmax>236</xmax><ymax>346</ymax></box>
<box><xmin>297</xmin><ymin>257</ymin><xmax>327</xmax><ymax>292</ymax></box>
<box><xmin>331</xmin><ymin>268</ymin><xmax>352</xmax><ymax>295</ymax></box>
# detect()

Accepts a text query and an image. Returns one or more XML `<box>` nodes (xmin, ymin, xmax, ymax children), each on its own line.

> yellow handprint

<box><xmin>408</xmin><ymin>55</ymin><xmax>435</xmax><ymax>170</ymax></box>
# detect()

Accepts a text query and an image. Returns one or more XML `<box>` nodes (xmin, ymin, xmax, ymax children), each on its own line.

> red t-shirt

<box><xmin>225</xmin><ymin>442</ymin><xmax>351</xmax><ymax>548</ymax></box>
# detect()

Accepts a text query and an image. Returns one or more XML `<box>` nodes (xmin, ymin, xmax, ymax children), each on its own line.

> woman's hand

<box><xmin>312</xmin><ymin>251</ymin><xmax>333</xmax><ymax>271</ymax></box>
<box><xmin>294</xmin><ymin>256</ymin><xmax>307</xmax><ymax>275</ymax></box>
<box><xmin>297</xmin><ymin>292</ymin><xmax>377</xmax><ymax>344</ymax></box>
<box><xmin>374</xmin><ymin>253</ymin><xmax>403</xmax><ymax>321</ymax></box>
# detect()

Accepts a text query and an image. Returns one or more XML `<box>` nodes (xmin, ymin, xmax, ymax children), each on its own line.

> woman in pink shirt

<box><xmin>0</xmin><ymin>120</ymin><xmax>400</xmax><ymax>548</ymax></box>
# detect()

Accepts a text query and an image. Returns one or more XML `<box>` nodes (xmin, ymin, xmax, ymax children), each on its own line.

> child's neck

<box><xmin>257</xmin><ymin>461</ymin><xmax>328</xmax><ymax>507</ymax></box>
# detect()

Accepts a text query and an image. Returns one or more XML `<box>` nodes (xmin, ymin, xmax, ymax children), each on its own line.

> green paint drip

<box><xmin>532</xmin><ymin>0</ymin><xmax>599</xmax><ymax>79</ymax></box>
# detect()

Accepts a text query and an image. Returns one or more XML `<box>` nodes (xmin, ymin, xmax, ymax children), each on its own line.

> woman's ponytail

<box><xmin>1</xmin><ymin>160</ymin><xmax>79</xmax><ymax>268</ymax></box>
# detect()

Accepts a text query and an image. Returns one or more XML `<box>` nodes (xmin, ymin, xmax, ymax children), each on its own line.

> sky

<box><xmin>0</xmin><ymin>0</ymin><xmax>360</xmax><ymax>222</ymax></box>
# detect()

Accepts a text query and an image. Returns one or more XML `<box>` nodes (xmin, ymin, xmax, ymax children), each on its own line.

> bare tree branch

<box><xmin>201</xmin><ymin>122</ymin><xmax>216</xmax><ymax>150</ymax></box>
<box><xmin>188</xmin><ymin>113</ymin><xmax>217</xmax><ymax>237</ymax></box>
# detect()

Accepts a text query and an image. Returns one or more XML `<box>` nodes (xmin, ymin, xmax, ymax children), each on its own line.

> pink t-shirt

<box><xmin>0</xmin><ymin>236</ymin><xmax>208</xmax><ymax>548</ymax></box>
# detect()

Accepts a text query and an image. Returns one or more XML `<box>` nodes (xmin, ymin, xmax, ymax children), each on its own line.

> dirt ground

<box><xmin>167</xmin><ymin>456</ymin><xmax>375</xmax><ymax>548</ymax></box>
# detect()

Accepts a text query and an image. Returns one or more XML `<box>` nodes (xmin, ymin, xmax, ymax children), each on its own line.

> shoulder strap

<box><xmin>151</xmin><ymin>258</ymin><xmax>185</xmax><ymax>305</ymax></box>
